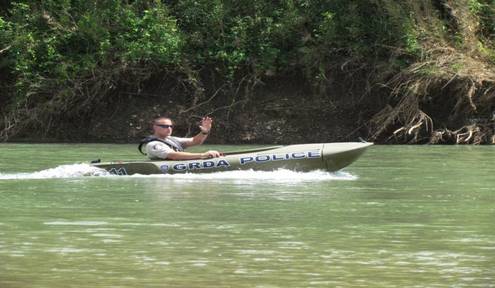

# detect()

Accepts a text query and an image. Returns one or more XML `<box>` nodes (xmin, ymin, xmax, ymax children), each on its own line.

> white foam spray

<box><xmin>0</xmin><ymin>163</ymin><xmax>110</xmax><ymax>180</ymax></box>
<box><xmin>0</xmin><ymin>164</ymin><xmax>356</xmax><ymax>182</ymax></box>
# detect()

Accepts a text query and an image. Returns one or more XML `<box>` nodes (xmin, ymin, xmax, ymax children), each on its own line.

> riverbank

<box><xmin>1</xmin><ymin>1</ymin><xmax>494</xmax><ymax>144</ymax></box>
<box><xmin>5</xmin><ymin>69</ymin><xmax>493</xmax><ymax>145</ymax></box>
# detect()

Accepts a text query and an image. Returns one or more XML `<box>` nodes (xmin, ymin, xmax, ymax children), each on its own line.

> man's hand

<box><xmin>201</xmin><ymin>150</ymin><xmax>222</xmax><ymax>159</ymax></box>
<box><xmin>199</xmin><ymin>116</ymin><xmax>213</xmax><ymax>134</ymax></box>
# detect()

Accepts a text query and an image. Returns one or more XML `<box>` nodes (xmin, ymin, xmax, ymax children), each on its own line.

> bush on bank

<box><xmin>0</xmin><ymin>0</ymin><xmax>494</xmax><ymax>143</ymax></box>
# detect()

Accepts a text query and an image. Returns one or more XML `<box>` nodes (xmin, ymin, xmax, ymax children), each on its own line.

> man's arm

<box><xmin>184</xmin><ymin>116</ymin><xmax>213</xmax><ymax>147</ymax></box>
<box><xmin>147</xmin><ymin>141</ymin><xmax>220</xmax><ymax>160</ymax></box>
<box><xmin>186</xmin><ymin>131</ymin><xmax>209</xmax><ymax>147</ymax></box>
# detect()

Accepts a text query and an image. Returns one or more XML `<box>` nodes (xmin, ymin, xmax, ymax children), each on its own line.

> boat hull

<box><xmin>93</xmin><ymin>142</ymin><xmax>372</xmax><ymax>175</ymax></box>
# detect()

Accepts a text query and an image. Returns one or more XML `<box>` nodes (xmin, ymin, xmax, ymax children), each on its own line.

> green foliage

<box><xmin>474</xmin><ymin>0</ymin><xmax>495</xmax><ymax>40</ymax></box>
<box><xmin>118</xmin><ymin>4</ymin><xmax>181</xmax><ymax>63</ymax></box>
<box><xmin>451</xmin><ymin>61</ymin><xmax>464</xmax><ymax>72</ymax></box>
<box><xmin>3</xmin><ymin>0</ymin><xmax>181</xmax><ymax>108</ymax></box>
<box><xmin>0</xmin><ymin>16</ymin><xmax>5</xmax><ymax>30</ymax></box>
<box><xmin>0</xmin><ymin>16</ymin><xmax>10</xmax><ymax>47</ymax></box>
<box><xmin>3</xmin><ymin>0</ymin><xmax>494</xmax><ymax>140</ymax></box>
<box><xmin>2</xmin><ymin>0</ymin><xmax>424</xmax><ymax>99</ymax></box>
<box><xmin>171</xmin><ymin>0</ymin><xmax>302</xmax><ymax>78</ymax></box>
<box><xmin>463</xmin><ymin>0</ymin><xmax>495</xmax><ymax>62</ymax></box>
<box><xmin>462</xmin><ymin>0</ymin><xmax>492</xmax><ymax>38</ymax></box>
<box><xmin>402</xmin><ymin>17</ymin><xmax>421</xmax><ymax>56</ymax></box>
<box><xmin>468</xmin><ymin>0</ymin><xmax>484</xmax><ymax>14</ymax></box>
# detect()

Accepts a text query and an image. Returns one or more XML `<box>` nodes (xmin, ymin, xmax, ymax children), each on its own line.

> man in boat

<box><xmin>139</xmin><ymin>116</ymin><xmax>222</xmax><ymax>160</ymax></box>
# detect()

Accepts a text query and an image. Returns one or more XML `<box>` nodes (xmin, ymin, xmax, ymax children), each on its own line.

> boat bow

<box><xmin>322</xmin><ymin>142</ymin><xmax>373</xmax><ymax>171</ymax></box>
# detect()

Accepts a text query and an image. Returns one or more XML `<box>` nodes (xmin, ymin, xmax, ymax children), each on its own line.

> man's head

<box><xmin>152</xmin><ymin>116</ymin><xmax>174</xmax><ymax>138</ymax></box>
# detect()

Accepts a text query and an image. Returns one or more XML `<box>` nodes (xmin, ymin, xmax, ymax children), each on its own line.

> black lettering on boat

<box><xmin>272</xmin><ymin>154</ymin><xmax>285</xmax><ymax>161</ymax></box>
<box><xmin>173</xmin><ymin>163</ymin><xmax>187</xmax><ymax>171</ymax></box>
<box><xmin>109</xmin><ymin>167</ymin><xmax>128</xmax><ymax>175</ymax></box>
<box><xmin>240</xmin><ymin>156</ymin><xmax>254</xmax><ymax>165</ymax></box>
<box><xmin>291</xmin><ymin>152</ymin><xmax>306</xmax><ymax>159</ymax></box>
<box><xmin>171</xmin><ymin>159</ymin><xmax>231</xmax><ymax>171</ymax></box>
<box><xmin>255</xmin><ymin>155</ymin><xmax>270</xmax><ymax>162</ymax></box>
<box><xmin>189</xmin><ymin>162</ymin><xmax>201</xmax><ymax>170</ymax></box>
<box><xmin>308</xmin><ymin>150</ymin><xmax>321</xmax><ymax>158</ymax></box>
<box><xmin>239</xmin><ymin>150</ymin><xmax>322</xmax><ymax>165</ymax></box>
<box><xmin>203</xmin><ymin>161</ymin><xmax>215</xmax><ymax>168</ymax></box>
<box><xmin>217</xmin><ymin>159</ymin><xmax>230</xmax><ymax>168</ymax></box>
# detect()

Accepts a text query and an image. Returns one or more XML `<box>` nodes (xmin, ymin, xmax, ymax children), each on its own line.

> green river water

<box><xmin>0</xmin><ymin>143</ymin><xmax>494</xmax><ymax>287</ymax></box>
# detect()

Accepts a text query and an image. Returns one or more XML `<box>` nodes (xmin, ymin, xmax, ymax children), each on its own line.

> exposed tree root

<box><xmin>391</xmin><ymin>110</ymin><xmax>434</xmax><ymax>143</ymax></box>
<box><xmin>369</xmin><ymin>76</ymin><xmax>436</xmax><ymax>144</ymax></box>
<box><xmin>369</xmin><ymin>50</ymin><xmax>495</xmax><ymax>144</ymax></box>
<box><xmin>367</xmin><ymin>0</ymin><xmax>495</xmax><ymax>144</ymax></box>
<box><xmin>430</xmin><ymin>123</ymin><xmax>493</xmax><ymax>144</ymax></box>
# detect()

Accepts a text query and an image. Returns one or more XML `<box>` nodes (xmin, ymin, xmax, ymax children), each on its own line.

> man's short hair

<box><xmin>153</xmin><ymin>116</ymin><xmax>173</xmax><ymax>124</ymax></box>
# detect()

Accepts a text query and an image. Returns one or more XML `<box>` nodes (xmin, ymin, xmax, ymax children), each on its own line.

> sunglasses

<box><xmin>155</xmin><ymin>124</ymin><xmax>174</xmax><ymax>129</ymax></box>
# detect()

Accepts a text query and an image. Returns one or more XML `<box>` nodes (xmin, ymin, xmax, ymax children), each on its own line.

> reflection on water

<box><xmin>0</xmin><ymin>144</ymin><xmax>494</xmax><ymax>287</ymax></box>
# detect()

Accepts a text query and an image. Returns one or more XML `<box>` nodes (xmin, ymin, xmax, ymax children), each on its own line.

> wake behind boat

<box><xmin>92</xmin><ymin>142</ymin><xmax>372</xmax><ymax>175</ymax></box>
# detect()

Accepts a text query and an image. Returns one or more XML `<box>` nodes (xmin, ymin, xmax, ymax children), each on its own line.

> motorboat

<box><xmin>92</xmin><ymin>142</ymin><xmax>373</xmax><ymax>175</ymax></box>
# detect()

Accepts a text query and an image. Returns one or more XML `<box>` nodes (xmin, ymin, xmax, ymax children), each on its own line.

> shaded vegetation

<box><xmin>0</xmin><ymin>0</ymin><xmax>494</xmax><ymax>143</ymax></box>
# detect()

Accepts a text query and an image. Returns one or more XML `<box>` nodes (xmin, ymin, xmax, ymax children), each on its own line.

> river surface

<box><xmin>0</xmin><ymin>143</ymin><xmax>494</xmax><ymax>287</ymax></box>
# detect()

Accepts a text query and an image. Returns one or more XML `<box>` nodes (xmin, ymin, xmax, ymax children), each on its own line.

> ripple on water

<box><xmin>44</xmin><ymin>221</ymin><xmax>109</xmax><ymax>226</ymax></box>
<box><xmin>46</xmin><ymin>247</ymin><xmax>93</xmax><ymax>254</ymax></box>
